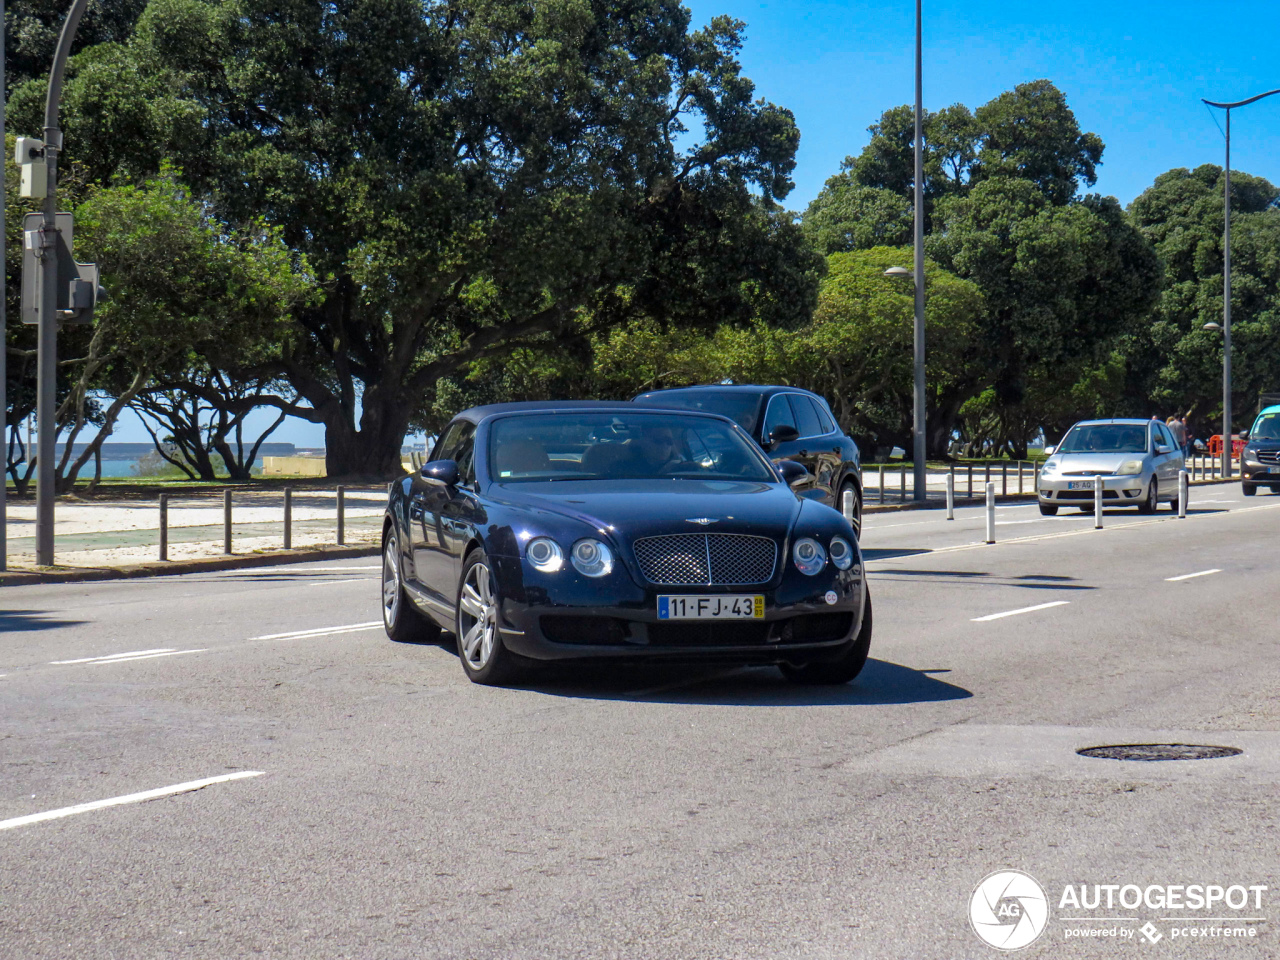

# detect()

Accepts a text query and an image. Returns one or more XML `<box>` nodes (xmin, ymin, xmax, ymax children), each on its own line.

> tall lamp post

<box><xmin>885</xmin><ymin>0</ymin><xmax>927</xmax><ymax>501</ymax></box>
<box><xmin>1201</xmin><ymin>89</ymin><xmax>1280</xmax><ymax>479</ymax></box>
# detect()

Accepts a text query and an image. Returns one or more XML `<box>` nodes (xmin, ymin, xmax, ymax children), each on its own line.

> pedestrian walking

<box><xmin>1168</xmin><ymin>415</ymin><xmax>1186</xmax><ymax>457</ymax></box>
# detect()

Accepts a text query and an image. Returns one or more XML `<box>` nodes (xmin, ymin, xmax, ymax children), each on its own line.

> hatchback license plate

<box><xmin>1066</xmin><ymin>480</ymin><xmax>1097</xmax><ymax>490</ymax></box>
<box><xmin>658</xmin><ymin>595</ymin><xmax>764</xmax><ymax>620</ymax></box>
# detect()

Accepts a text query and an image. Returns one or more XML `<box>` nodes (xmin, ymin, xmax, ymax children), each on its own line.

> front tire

<box><xmin>456</xmin><ymin>548</ymin><xmax>528</xmax><ymax>686</ymax></box>
<box><xmin>1243</xmin><ymin>482</ymin><xmax>1257</xmax><ymax>497</ymax></box>
<box><xmin>1138</xmin><ymin>480</ymin><xmax>1157</xmax><ymax>514</ymax></box>
<box><xmin>383</xmin><ymin>530</ymin><xmax>441</xmax><ymax>643</ymax></box>
<box><xmin>779</xmin><ymin>592</ymin><xmax>873</xmax><ymax>685</ymax></box>
<box><xmin>838</xmin><ymin>479</ymin><xmax>863</xmax><ymax>538</ymax></box>
<box><xmin>1039</xmin><ymin>502</ymin><xmax>1058</xmax><ymax>516</ymax></box>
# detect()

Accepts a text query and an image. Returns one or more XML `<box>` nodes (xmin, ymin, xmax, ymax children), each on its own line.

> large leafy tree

<box><xmin>18</xmin><ymin>0</ymin><xmax>818</xmax><ymax>476</ymax></box>
<box><xmin>1126</xmin><ymin>164</ymin><xmax>1280</xmax><ymax>434</ymax></box>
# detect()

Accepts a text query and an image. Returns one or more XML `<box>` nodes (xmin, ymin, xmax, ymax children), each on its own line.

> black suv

<box><xmin>1241</xmin><ymin>405</ymin><xmax>1280</xmax><ymax>496</ymax></box>
<box><xmin>632</xmin><ymin>384</ymin><xmax>864</xmax><ymax>534</ymax></box>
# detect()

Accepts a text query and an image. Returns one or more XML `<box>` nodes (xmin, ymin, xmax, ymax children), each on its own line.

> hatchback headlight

<box><xmin>792</xmin><ymin>538</ymin><xmax>826</xmax><ymax>576</ymax></box>
<box><xmin>1116</xmin><ymin>460</ymin><xmax>1144</xmax><ymax>476</ymax></box>
<box><xmin>1041</xmin><ymin>459</ymin><xmax>1059</xmax><ymax>473</ymax></box>
<box><xmin>829</xmin><ymin>536</ymin><xmax>854</xmax><ymax>570</ymax></box>
<box><xmin>570</xmin><ymin>538</ymin><xmax>614</xmax><ymax>577</ymax></box>
<box><xmin>526</xmin><ymin>537</ymin><xmax>564</xmax><ymax>573</ymax></box>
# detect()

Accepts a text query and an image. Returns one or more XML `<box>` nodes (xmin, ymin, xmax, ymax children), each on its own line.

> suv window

<box><xmin>788</xmin><ymin>395</ymin><xmax>824</xmax><ymax>439</ymax></box>
<box><xmin>762</xmin><ymin>395</ymin><xmax>797</xmax><ymax>438</ymax></box>
<box><xmin>813</xmin><ymin>400</ymin><xmax>836</xmax><ymax>435</ymax></box>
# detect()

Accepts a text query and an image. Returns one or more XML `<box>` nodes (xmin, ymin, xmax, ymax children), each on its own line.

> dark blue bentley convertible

<box><xmin>382</xmin><ymin>402</ymin><xmax>870</xmax><ymax>686</ymax></box>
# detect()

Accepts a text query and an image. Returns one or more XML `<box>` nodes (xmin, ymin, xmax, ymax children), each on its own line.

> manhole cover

<box><xmin>1077</xmin><ymin>743</ymin><xmax>1242</xmax><ymax>762</ymax></box>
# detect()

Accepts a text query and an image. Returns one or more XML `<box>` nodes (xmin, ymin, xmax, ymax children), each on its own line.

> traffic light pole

<box><xmin>33</xmin><ymin>0</ymin><xmax>87</xmax><ymax>565</ymax></box>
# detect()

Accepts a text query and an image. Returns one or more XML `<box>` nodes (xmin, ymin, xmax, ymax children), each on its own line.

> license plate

<box><xmin>1066</xmin><ymin>480</ymin><xmax>1097</xmax><ymax>490</ymax></box>
<box><xmin>1269</xmin><ymin>467</ymin><xmax>1280</xmax><ymax>475</ymax></box>
<box><xmin>658</xmin><ymin>595</ymin><xmax>764</xmax><ymax>620</ymax></box>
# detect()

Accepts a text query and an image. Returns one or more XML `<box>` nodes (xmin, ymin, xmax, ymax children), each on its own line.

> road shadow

<box><xmin>870</xmin><ymin>570</ymin><xmax>1095</xmax><ymax>590</ymax></box>
<box><xmin>517</xmin><ymin>658</ymin><xmax>972</xmax><ymax>706</ymax></box>
<box><xmin>0</xmin><ymin>609</ymin><xmax>87</xmax><ymax>632</ymax></box>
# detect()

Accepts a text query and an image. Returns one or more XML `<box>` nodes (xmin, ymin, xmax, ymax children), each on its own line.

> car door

<box><xmin>1156</xmin><ymin>422</ymin><xmax>1181</xmax><ymax>489</ymax></box>
<box><xmin>791</xmin><ymin>394</ymin><xmax>841</xmax><ymax>503</ymax></box>
<box><xmin>410</xmin><ymin>421</ymin><xmax>473</xmax><ymax>603</ymax></box>
<box><xmin>761</xmin><ymin>393</ymin><xmax>817</xmax><ymax>496</ymax></box>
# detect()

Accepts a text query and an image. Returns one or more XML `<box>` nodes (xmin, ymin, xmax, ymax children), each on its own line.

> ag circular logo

<box><xmin>969</xmin><ymin>870</ymin><xmax>1049</xmax><ymax>950</ymax></box>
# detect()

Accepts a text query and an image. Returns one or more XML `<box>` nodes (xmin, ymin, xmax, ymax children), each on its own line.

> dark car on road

<box><xmin>1241</xmin><ymin>404</ymin><xmax>1280</xmax><ymax>496</ymax></box>
<box><xmin>631</xmin><ymin>385</ymin><xmax>864</xmax><ymax>534</ymax></box>
<box><xmin>382</xmin><ymin>402</ymin><xmax>870</xmax><ymax>686</ymax></box>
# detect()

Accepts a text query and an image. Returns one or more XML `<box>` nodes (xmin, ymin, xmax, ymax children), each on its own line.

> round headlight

<box><xmin>792</xmin><ymin>537</ymin><xmax>826</xmax><ymax>576</ymax></box>
<box><xmin>829</xmin><ymin>536</ymin><xmax>854</xmax><ymax>570</ymax></box>
<box><xmin>570</xmin><ymin>538</ymin><xmax>614</xmax><ymax>577</ymax></box>
<box><xmin>526</xmin><ymin>537</ymin><xmax>564</xmax><ymax>573</ymax></box>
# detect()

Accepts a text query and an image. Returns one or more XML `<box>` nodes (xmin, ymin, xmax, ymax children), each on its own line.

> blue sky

<box><xmin>111</xmin><ymin>1</ymin><xmax>1279</xmax><ymax>448</ymax></box>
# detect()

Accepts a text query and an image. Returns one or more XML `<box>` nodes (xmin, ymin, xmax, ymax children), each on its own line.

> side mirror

<box><xmin>1239</xmin><ymin>430</ymin><xmax>1250</xmax><ymax>440</ymax></box>
<box><xmin>776</xmin><ymin>459</ymin><xmax>809</xmax><ymax>485</ymax></box>
<box><xmin>1154</xmin><ymin>444</ymin><xmax>1171</xmax><ymax>455</ymax></box>
<box><xmin>768</xmin><ymin>424</ymin><xmax>800</xmax><ymax>447</ymax></box>
<box><xmin>1043</xmin><ymin>446</ymin><xmax>1056</xmax><ymax>456</ymax></box>
<box><xmin>421</xmin><ymin>459</ymin><xmax>460</xmax><ymax>485</ymax></box>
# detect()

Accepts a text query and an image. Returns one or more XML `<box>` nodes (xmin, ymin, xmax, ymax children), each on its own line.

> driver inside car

<box><xmin>632</xmin><ymin>426</ymin><xmax>682</xmax><ymax>473</ymax></box>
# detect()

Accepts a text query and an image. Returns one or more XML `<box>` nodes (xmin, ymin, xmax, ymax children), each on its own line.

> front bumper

<box><xmin>492</xmin><ymin>556</ymin><xmax>865</xmax><ymax>662</ymax></box>
<box><xmin>1241</xmin><ymin>461</ymin><xmax>1280</xmax><ymax>484</ymax></box>
<box><xmin>1037</xmin><ymin>474</ymin><xmax>1146</xmax><ymax>504</ymax></box>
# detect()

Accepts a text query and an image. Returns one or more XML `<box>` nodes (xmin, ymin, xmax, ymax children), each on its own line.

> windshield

<box><xmin>633</xmin><ymin>392</ymin><xmax>761</xmax><ymax>434</ymax></box>
<box><xmin>1251</xmin><ymin>413</ymin><xmax>1280</xmax><ymax>441</ymax></box>
<box><xmin>489</xmin><ymin>412</ymin><xmax>775</xmax><ymax>483</ymax></box>
<box><xmin>1056</xmin><ymin>423</ymin><xmax>1149</xmax><ymax>455</ymax></box>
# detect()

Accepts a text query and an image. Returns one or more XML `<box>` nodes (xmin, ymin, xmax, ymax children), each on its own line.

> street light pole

<box><xmin>1</xmin><ymin>0</ymin><xmax>8</xmax><ymax>572</ymax></box>
<box><xmin>911</xmin><ymin>0</ymin><xmax>926</xmax><ymax>501</ymax></box>
<box><xmin>33</xmin><ymin>0</ymin><xmax>89</xmax><ymax>566</ymax></box>
<box><xmin>1202</xmin><ymin>89</ymin><xmax>1280</xmax><ymax>480</ymax></box>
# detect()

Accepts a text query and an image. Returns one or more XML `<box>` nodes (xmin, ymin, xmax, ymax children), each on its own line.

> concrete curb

<box><xmin>0</xmin><ymin>543</ymin><xmax>380</xmax><ymax>588</ymax></box>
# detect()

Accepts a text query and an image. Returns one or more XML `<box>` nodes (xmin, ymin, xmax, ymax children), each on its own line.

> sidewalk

<box><xmin>2</xmin><ymin>487</ymin><xmax>385</xmax><ymax>580</ymax></box>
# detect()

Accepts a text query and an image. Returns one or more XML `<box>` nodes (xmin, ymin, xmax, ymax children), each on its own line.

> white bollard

<box><xmin>985</xmin><ymin>482</ymin><xmax>995</xmax><ymax>543</ymax></box>
<box><xmin>1179</xmin><ymin>469</ymin><xmax>1188</xmax><ymax>518</ymax></box>
<box><xmin>1094</xmin><ymin>475</ymin><xmax>1104</xmax><ymax>529</ymax></box>
<box><xmin>842</xmin><ymin>487</ymin><xmax>855</xmax><ymax>523</ymax></box>
<box><xmin>946</xmin><ymin>471</ymin><xmax>955</xmax><ymax>520</ymax></box>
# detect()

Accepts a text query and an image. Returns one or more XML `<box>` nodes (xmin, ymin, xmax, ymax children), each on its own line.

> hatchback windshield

<box><xmin>1057</xmin><ymin>423</ymin><xmax>1149</xmax><ymax>454</ymax></box>
<box><xmin>489</xmin><ymin>413</ymin><xmax>775</xmax><ymax>482</ymax></box>
<box><xmin>1251</xmin><ymin>413</ymin><xmax>1280</xmax><ymax>441</ymax></box>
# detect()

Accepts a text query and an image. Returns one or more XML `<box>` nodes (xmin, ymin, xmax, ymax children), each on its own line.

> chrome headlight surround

<box><xmin>570</xmin><ymin>538</ymin><xmax>614</xmax><ymax>578</ymax></box>
<box><xmin>792</xmin><ymin>537</ymin><xmax>826</xmax><ymax>576</ymax></box>
<box><xmin>828</xmin><ymin>536</ymin><xmax>854</xmax><ymax>570</ymax></box>
<box><xmin>525</xmin><ymin>537</ymin><xmax>564</xmax><ymax>573</ymax></box>
<box><xmin>1116</xmin><ymin>460</ymin><xmax>1144</xmax><ymax>476</ymax></box>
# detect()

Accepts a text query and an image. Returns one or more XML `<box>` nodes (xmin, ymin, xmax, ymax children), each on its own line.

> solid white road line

<box><xmin>52</xmin><ymin>648</ymin><xmax>175</xmax><ymax>664</ymax></box>
<box><xmin>305</xmin><ymin>577</ymin><xmax>377</xmax><ymax>587</ymax></box>
<box><xmin>0</xmin><ymin>771</ymin><xmax>265</xmax><ymax>832</ymax></box>
<box><xmin>290</xmin><ymin>565</ymin><xmax>380</xmax><ymax>572</ymax></box>
<box><xmin>972</xmin><ymin>600</ymin><xmax>1070</xmax><ymax>622</ymax></box>
<box><xmin>1165</xmin><ymin>568</ymin><xmax>1222</xmax><ymax>582</ymax></box>
<box><xmin>251</xmin><ymin>621</ymin><xmax>382</xmax><ymax>641</ymax></box>
<box><xmin>51</xmin><ymin>649</ymin><xmax>206</xmax><ymax>666</ymax></box>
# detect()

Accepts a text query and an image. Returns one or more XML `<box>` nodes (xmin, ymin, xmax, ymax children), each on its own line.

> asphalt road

<box><xmin>2</xmin><ymin>486</ymin><xmax>1278</xmax><ymax>958</ymax></box>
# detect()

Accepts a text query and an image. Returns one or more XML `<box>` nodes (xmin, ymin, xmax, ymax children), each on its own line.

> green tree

<box><xmin>1126</xmin><ymin>164</ymin><xmax>1280</xmax><ymax>435</ymax></box>
<box><xmin>22</xmin><ymin>0</ymin><xmax>819</xmax><ymax>476</ymax></box>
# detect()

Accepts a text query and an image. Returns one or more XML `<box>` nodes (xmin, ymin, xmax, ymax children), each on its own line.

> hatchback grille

<box><xmin>632</xmin><ymin>534</ymin><xmax>777</xmax><ymax>586</ymax></box>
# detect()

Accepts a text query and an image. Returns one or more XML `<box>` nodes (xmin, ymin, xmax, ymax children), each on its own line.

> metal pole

<box><xmin>1001</xmin><ymin>462</ymin><xmax>1007</xmax><ymax>496</ymax></box>
<box><xmin>984</xmin><ymin>482</ymin><xmax>994</xmax><ymax>543</ymax></box>
<box><xmin>1178</xmin><ymin>469</ymin><xmax>1188</xmax><ymax>519</ymax></box>
<box><xmin>1094</xmin><ymin>475</ymin><xmax>1104</xmax><ymax>529</ymax></box>
<box><xmin>0</xmin><ymin>0</ymin><xmax>7</xmax><ymax>572</ymax></box>
<box><xmin>34</xmin><ymin>0</ymin><xmax>90</xmax><ymax>566</ymax></box>
<box><xmin>283</xmin><ymin>485</ymin><xmax>292</xmax><ymax>550</ymax></box>
<box><xmin>223</xmin><ymin>488</ymin><xmax>232</xmax><ymax>554</ymax></box>
<box><xmin>899</xmin><ymin>463</ymin><xmax>906</xmax><ymax>501</ymax></box>
<box><xmin>336</xmin><ymin>484</ymin><xmax>345</xmax><ymax>545</ymax></box>
<box><xmin>945</xmin><ymin>470</ymin><xmax>954</xmax><ymax>520</ymax></box>
<box><xmin>1018</xmin><ymin>461</ymin><xmax>1024</xmax><ymax>495</ymax></box>
<box><xmin>158</xmin><ymin>494</ymin><xmax>168</xmax><ymax>561</ymax></box>
<box><xmin>967</xmin><ymin>464</ymin><xmax>973</xmax><ymax>499</ymax></box>
<box><xmin>878</xmin><ymin>463</ymin><xmax>884</xmax><ymax>503</ymax></box>
<box><xmin>1223</xmin><ymin>107</ymin><xmax>1232</xmax><ymax>480</ymax></box>
<box><xmin>911</xmin><ymin>0</ymin><xmax>927</xmax><ymax>502</ymax></box>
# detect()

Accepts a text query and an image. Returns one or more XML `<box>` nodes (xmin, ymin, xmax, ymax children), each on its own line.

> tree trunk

<box><xmin>323</xmin><ymin>398</ymin><xmax>410</xmax><ymax>478</ymax></box>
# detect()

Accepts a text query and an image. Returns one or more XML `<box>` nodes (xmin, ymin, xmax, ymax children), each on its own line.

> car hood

<box><xmin>487</xmin><ymin>478</ymin><xmax>801</xmax><ymax>542</ymax></box>
<box><xmin>1051</xmin><ymin>452</ymin><xmax>1147</xmax><ymax>473</ymax></box>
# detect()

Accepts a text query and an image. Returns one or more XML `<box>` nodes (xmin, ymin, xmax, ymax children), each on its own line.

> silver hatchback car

<box><xmin>1037</xmin><ymin>419</ymin><xmax>1184</xmax><ymax>516</ymax></box>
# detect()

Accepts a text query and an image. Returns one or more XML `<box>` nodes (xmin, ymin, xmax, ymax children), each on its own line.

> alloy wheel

<box><xmin>459</xmin><ymin>561</ymin><xmax>498</xmax><ymax>670</ymax></box>
<box><xmin>382</xmin><ymin>535</ymin><xmax>401</xmax><ymax>626</ymax></box>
